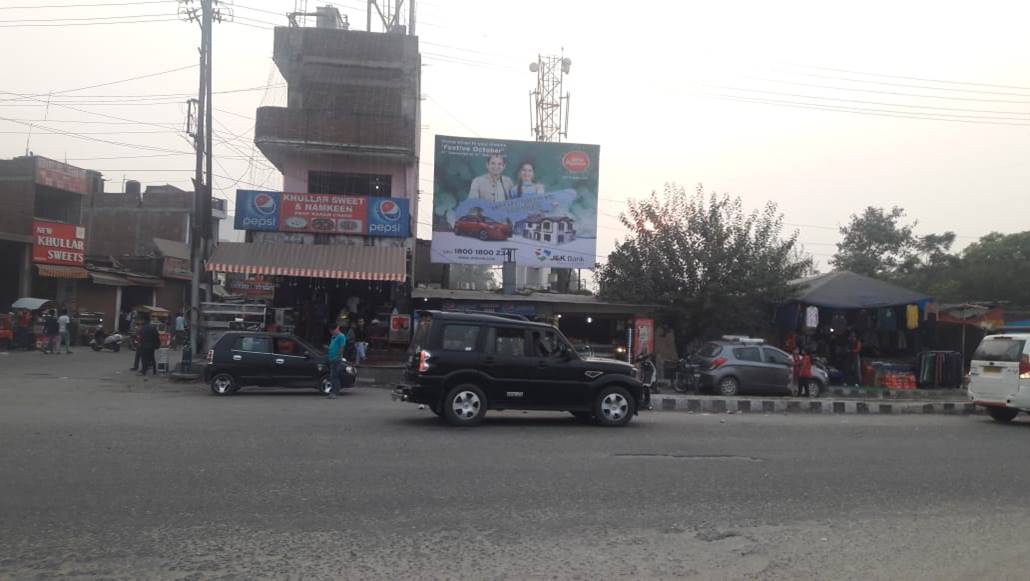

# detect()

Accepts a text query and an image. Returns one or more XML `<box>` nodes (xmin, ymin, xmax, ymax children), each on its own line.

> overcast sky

<box><xmin>3</xmin><ymin>0</ymin><xmax>1029</xmax><ymax>267</ymax></box>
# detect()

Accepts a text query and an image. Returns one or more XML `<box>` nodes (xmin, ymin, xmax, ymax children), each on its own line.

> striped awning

<box><xmin>36</xmin><ymin>264</ymin><xmax>89</xmax><ymax>279</ymax></box>
<box><xmin>206</xmin><ymin>242</ymin><xmax>406</xmax><ymax>282</ymax></box>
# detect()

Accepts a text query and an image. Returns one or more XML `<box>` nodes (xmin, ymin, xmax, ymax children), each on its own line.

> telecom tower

<box><xmin>526</xmin><ymin>52</ymin><xmax>572</xmax><ymax>291</ymax></box>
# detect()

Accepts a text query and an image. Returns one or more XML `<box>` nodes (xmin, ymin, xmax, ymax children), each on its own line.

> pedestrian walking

<box><xmin>42</xmin><ymin>310</ymin><xmax>59</xmax><ymax>354</ymax></box>
<box><xmin>138</xmin><ymin>314</ymin><xmax>160</xmax><ymax>376</ymax></box>
<box><xmin>326</xmin><ymin>323</ymin><xmax>348</xmax><ymax>399</ymax></box>
<box><xmin>847</xmin><ymin>331</ymin><xmax>863</xmax><ymax>387</ymax></box>
<box><xmin>57</xmin><ymin>309</ymin><xmax>72</xmax><ymax>354</ymax></box>
<box><xmin>353</xmin><ymin>318</ymin><xmax>368</xmax><ymax>364</ymax></box>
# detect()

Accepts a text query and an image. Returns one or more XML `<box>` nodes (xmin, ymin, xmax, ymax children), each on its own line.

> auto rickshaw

<box><xmin>128</xmin><ymin>305</ymin><xmax>172</xmax><ymax>350</ymax></box>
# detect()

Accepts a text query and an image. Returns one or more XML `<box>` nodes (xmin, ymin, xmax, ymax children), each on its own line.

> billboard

<box><xmin>36</xmin><ymin>157</ymin><xmax>89</xmax><ymax>195</ymax></box>
<box><xmin>430</xmin><ymin>135</ymin><xmax>600</xmax><ymax>268</ymax></box>
<box><xmin>234</xmin><ymin>191</ymin><xmax>410</xmax><ymax>238</ymax></box>
<box><xmin>32</xmin><ymin>220</ymin><xmax>86</xmax><ymax>266</ymax></box>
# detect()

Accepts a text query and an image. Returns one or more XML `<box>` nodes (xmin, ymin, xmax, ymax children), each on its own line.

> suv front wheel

<box><xmin>443</xmin><ymin>384</ymin><xmax>487</xmax><ymax>426</ymax></box>
<box><xmin>594</xmin><ymin>385</ymin><xmax>635</xmax><ymax>427</ymax></box>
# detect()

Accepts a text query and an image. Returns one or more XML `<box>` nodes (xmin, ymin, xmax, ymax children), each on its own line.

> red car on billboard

<box><xmin>453</xmin><ymin>215</ymin><xmax>512</xmax><ymax>241</ymax></box>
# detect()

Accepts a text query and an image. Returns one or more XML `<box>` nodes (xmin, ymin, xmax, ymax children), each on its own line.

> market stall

<box><xmin>776</xmin><ymin>271</ymin><xmax>960</xmax><ymax>389</ymax></box>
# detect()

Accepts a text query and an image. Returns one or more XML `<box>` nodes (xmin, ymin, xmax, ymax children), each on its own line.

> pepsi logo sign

<box><xmin>252</xmin><ymin>193</ymin><xmax>278</xmax><ymax>215</ymax></box>
<box><xmin>375</xmin><ymin>199</ymin><xmax>401</xmax><ymax>222</ymax></box>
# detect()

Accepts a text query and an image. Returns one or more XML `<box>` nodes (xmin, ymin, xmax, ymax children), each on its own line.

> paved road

<box><xmin>2</xmin><ymin>349</ymin><xmax>1030</xmax><ymax>580</ymax></box>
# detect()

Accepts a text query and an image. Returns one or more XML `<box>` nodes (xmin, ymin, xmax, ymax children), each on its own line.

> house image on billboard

<box><xmin>521</xmin><ymin>213</ymin><xmax>576</xmax><ymax>245</ymax></box>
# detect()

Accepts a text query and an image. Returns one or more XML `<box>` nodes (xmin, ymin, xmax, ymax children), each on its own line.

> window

<box><xmin>308</xmin><ymin>171</ymin><xmax>392</xmax><ymax>197</ymax></box>
<box><xmin>543</xmin><ymin>234</ymin><xmax>552</xmax><ymax>242</ymax></box>
<box><xmin>543</xmin><ymin>222</ymin><xmax>552</xmax><ymax>231</ymax></box>
<box><xmin>733</xmin><ymin>347</ymin><xmax>761</xmax><ymax>362</ymax></box>
<box><xmin>488</xmin><ymin>327</ymin><xmax>527</xmax><ymax>357</ymax></box>
<box><xmin>275</xmin><ymin>337</ymin><xmax>299</xmax><ymax>356</ymax></box>
<box><xmin>699</xmin><ymin>343</ymin><xmax>723</xmax><ymax>358</ymax></box>
<box><xmin>533</xmin><ymin>329</ymin><xmax>567</xmax><ymax>358</ymax></box>
<box><xmin>232</xmin><ymin>336</ymin><xmax>272</xmax><ymax>353</ymax></box>
<box><xmin>763</xmin><ymin>348</ymin><xmax>792</xmax><ymax>366</ymax></box>
<box><xmin>441</xmin><ymin>324</ymin><xmax>480</xmax><ymax>352</ymax></box>
<box><xmin>973</xmin><ymin>338</ymin><xmax>1027</xmax><ymax>362</ymax></box>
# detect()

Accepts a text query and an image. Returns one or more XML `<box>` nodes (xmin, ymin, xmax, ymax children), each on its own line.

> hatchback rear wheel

<box><xmin>717</xmin><ymin>376</ymin><xmax>740</xmax><ymax>397</ymax></box>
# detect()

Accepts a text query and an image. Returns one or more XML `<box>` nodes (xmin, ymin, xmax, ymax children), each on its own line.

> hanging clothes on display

<box><xmin>915</xmin><ymin>351</ymin><xmax>963</xmax><ymax>388</ymax></box>
<box><xmin>805</xmin><ymin>305</ymin><xmax>819</xmax><ymax>331</ymax></box>
<box><xmin>906</xmin><ymin>304</ymin><xmax>920</xmax><ymax>330</ymax></box>
<box><xmin>878</xmin><ymin>307</ymin><xmax>898</xmax><ymax>331</ymax></box>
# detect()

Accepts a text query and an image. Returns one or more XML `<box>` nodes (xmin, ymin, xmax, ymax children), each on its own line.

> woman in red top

<box><xmin>793</xmin><ymin>348</ymin><xmax>814</xmax><ymax>396</ymax></box>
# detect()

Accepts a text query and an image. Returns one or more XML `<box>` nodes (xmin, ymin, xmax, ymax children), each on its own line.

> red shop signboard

<box><xmin>32</xmin><ymin>220</ymin><xmax>86</xmax><ymax>266</ymax></box>
<box><xmin>279</xmin><ymin>192</ymin><xmax>368</xmax><ymax>235</ymax></box>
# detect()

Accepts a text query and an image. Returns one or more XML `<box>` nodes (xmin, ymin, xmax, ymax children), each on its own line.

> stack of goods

<box><xmin>915</xmin><ymin>351</ymin><xmax>964</xmax><ymax>389</ymax></box>
<box><xmin>871</xmin><ymin>361</ymin><xmax>918</xmax><ymax>390</ymax></box>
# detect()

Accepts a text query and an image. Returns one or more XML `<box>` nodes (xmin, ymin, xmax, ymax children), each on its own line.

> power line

<box><xmin>745</xmin><ymin>76</ymin><xmax>1030</xmax><ymax>105</ymax></box>
<box><xmin>0</xmin><ymin>115</ymin><xmax>192</xmax><ymax>154</ymax></box>
<box><xmin>696</xmin><ymin>83</ymin><xmax>1030</xmax><ymax>117</ymax></box>
<box><xmin>781</xmin><ymin>69</ymin><xmax>1030</xmax><ymax>98</ymax></box>
<box><xmin>0</xmin><ymin>12</ymin><xmax>177</xmax><ymax>23</ymax></box>
<box><xmin>786</xmin><ymin>63</ymin><xmax>1030</xmax><ymax>92</ymax></box>
<box><xmin>697</xmin><ymin>92</ymin><xmax>1030</xmax><ymax>127</ymax></box>
<box><xmin>0</xmin><ymin>16</ymin><xmax>179</xmax><ymax>27</ymax></box>
<box><xmin>0</xmin><ymin>1</ymin><xmax>173</xmax><ymax>8</ymax></box>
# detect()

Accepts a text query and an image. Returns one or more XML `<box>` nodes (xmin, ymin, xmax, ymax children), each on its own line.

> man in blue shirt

<box><xmin>326</xmin><ymin>323</ymin><xmax>347</xmax><ymax>399</ymax></box>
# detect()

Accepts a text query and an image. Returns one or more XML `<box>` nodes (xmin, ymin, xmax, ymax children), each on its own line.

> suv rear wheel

<box><xmin>210</xmin><ymin>372</ymin><xmax>237</xmax><ymax>396</ymax></box>
<box><xmin>443</xmin><ymin>384</ymin><xmax>487</xmax><ymax>426</ymax></box>
<box><xmin>594</xmin><ymin>385</ymin><xmax>635</xmax><ymax>427</ymax></box>
<box><xmin>319</xmin><ymin>374</ymin><xmax>333</xmax><ymax>395</ymax></box>
<box><xmin>988</xmin><ymin>407</ymin><xmax>1019</xmax><ymax>423</ymax></box>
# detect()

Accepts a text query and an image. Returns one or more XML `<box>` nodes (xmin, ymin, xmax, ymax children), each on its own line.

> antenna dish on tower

<box><xmin>529</xmin><ymin>62</ymin><xmax>539</xmax><ymax>72</ymax></box>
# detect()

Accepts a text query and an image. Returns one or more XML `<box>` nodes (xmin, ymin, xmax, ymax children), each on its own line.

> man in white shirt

<box><xmin>467</xmin><ymin>154</ymin><xmax>513</xmax><ymax>203</ymax></box>
<box><xmin>57</xmin><ymin>309</ymin><xmax>72</xmax><ymax>354</ymax></box>
<box><xmin>173</xmin><ymin>312</ymin><xmax>186</xmax><ymax>350</ymax></box>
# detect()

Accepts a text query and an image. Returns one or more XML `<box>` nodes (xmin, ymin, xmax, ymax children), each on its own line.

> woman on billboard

<box><xmin>511</xmin><ymin>161</ymin><xmax>545</xmax><ymax>198</ymax></box>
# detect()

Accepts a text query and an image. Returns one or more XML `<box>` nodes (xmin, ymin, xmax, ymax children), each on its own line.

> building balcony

<box><xmin>255</xmin><ymin>106</ymin><xmax>417</xmax><ymax>170</ymax></box>
<box><xmin>273</xmin><ymin>26</ymin><xmax>420</xmax><ymax>86</ymax></box>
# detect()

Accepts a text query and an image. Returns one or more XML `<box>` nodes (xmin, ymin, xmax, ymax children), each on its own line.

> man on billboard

<box><xmin>468</xmin><ymin>154</ymin><xmax>513</xmax><ymax>203</ymax></box>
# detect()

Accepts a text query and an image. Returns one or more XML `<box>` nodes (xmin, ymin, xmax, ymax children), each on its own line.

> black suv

<box><xmin>203</xmin><ymin>331</ymin><xmax>356</xmax><ymax>395</ymax></box>
<box><xmin>392</xmin><ymin>311</ymin><xmax>648</xmax><ymax>426</ymax></box>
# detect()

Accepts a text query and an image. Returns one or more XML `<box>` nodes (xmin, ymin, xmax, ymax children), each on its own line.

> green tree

<box><xmin>596</xmin><ymin>184</ymin><xmax>812</xmax><ymax>354</ymax></box>
<box><xmin>955</xmin><ymin>232</ymin><xmax>1030</xmax><ymax>305</ymax></box>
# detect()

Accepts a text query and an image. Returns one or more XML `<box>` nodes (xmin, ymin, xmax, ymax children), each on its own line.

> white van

<box><xmin>968</xmin><ymin>334</ymin><xmax>1030</xmax><ymax>422</ymax></box>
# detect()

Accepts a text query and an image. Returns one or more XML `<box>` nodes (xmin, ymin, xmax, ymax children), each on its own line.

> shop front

<box><xmin>206</xmin><ymin>242</ymin><xmax>408</xmax><ymax>349</ymax></box>
<box><xmin>777</xmin><ymin>271</ymin><xmax>964</xmax><ymax>390</ymax></box>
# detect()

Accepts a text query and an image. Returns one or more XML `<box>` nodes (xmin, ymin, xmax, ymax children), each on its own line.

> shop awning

<box><xmin>12</xmin><ymin>297</ymin><xmax>53</xmax><ymax>311</ymax></box>
<box><xmin>89</xmin><ymin>271</ymin><xmax>131</xmax><ymax>286</ymax></box>
<box><xmin>206</xmin><ymin>242</ymin><xmax>406</xmax><ymax>282</ymax></box>
<box><xmin>789</xmin><ymin>271</ymin><xmax>929</xmax><ymax>309</ymax></box>
<box><xmin>126</xmin><ymin>274</ymin><xmax>163</xmax><ymax>287</ymax></box>
<box><xmin>36</xmin><ymin>264</ymin><xmax>89</xmax><ymax>279</ymax></box>
<box><xmin>153</xmin><ymin>237</ymin><xmax>190</xmax><ymax>260</ymax></box>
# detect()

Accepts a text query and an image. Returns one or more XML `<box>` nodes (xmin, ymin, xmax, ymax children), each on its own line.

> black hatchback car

<box><xmin>392</xmin><ymin>311</ymin><xmax>648</xmax><ymax>426</ymax></box>
<box><xmin>203</xmin><ymin>331</ymin><xmax>356</xmax><ymax>395</ymax></box>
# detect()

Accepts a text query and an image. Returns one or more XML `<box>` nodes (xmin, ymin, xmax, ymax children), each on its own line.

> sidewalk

<box><xmin>649</xmin><ymin>393</ymin><xmax>981</xmax><ymax>416</ymax></box>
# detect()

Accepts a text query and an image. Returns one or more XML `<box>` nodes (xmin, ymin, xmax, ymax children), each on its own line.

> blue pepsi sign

<box><xmin>234</xmin><ymin>190</ymin><xmax>280</xmax><ymax>231</ymax></box>
<box><xmin>366</xmin><ymin>197</ymin><xmax>410</xmax><ymax>238</ymax></box>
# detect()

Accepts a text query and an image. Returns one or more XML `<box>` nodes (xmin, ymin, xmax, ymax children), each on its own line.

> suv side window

<box><xmin>763</xmin><ymin>348</ymin><xmax>792</xmax><ymax>366</ymax></box>
<box><xmin>274</xmin><ymin>337</ymin><xmax>299</xmax><ymax>356</ymax></box>
<box><xmin>733</xmin><ymin>347</ymin><xmax>761</xmax><ymax>363</ymax></box>
<box><xmin>441</xmin><ymin>324</ymin><xmax>481</xmax><ymax>352</ymax></box>
<box><xmin>232</xmin><ymin>336</ymin><xmax>272</xmax><ymax>353</ymax></box>
<box><xmin>488</xmin><ymin>326</ymin><xmax>528</xmax><ymax>357</ymax></box>
<box><xmin>532</xmin><ymin>329</ymin><xmax>567</xmax><ymax>359</ymax></box>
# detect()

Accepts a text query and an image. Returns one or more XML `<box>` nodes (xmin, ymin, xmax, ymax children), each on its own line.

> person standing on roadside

<box><xmin>42</xmin><ymin>310</ymin><xmax>59</xmax><ymax>354</ymax></box>
<box><xmin>173</xmin><ymin>312</ymin><xmax>185</xmax><ymax>350</ymax></box>
<box><xmin>138</xmin><ymin>314</ymin><xmax>160</xmax><ymax>376</ymax></box>
<box><xmin>325</xmin><ymin>323</ymin><xmax>347</xmax><ymax>399</ymax></box>
<box><xmin>57</xmin><ymin>309</ymin><xmax>72</xmax><ymax>354</ymax></box>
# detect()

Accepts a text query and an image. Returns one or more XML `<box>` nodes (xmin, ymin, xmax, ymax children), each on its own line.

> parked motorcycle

<box><xmin>90</xmin><ymin>332</ymin><xmax>124</xmax><ymax>352</ymax></box>
<box><xmin>673</xmin><ymin>358</ymin><xmax>701</xmax><ymax>393</ymax></box>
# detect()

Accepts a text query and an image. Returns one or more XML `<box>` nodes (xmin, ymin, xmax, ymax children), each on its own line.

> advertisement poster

<box><xmin>32</xmin><ymin>220</ymin><xmax>86</xmax><ymax>266</ymax></box>
<box><xmin>633</xmin><ymin>317</ymin><xmax>655</xmax><ymax>359</ymax></box>
<box><xmin>162</xmin><ymin>257</ymin><xmax>192</xmax><ymax>280</ymax></box>
<box><xmin>430</xmin><ymin>135</ymin><xmax>600</xmax><ymax>268</ymax></box>
<box><xmin>234</xmin><ymin>191</ymin><xmax>409</xmax><ymax>238</ymax></box>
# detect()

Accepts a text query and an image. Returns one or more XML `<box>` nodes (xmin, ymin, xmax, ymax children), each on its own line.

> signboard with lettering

<box><xmin>228</xmin><ymin>276</ymin><xmax>275</xmax><ymax>299</ymax></box>
<box><xmin>32</xmin><ymin>220</ymin><xmax>86</xmax><ymax>266</ymax></box>
<box><xmin>234</xmin><ymin>190</ymin><xmax>410</xmax><ymax>237</ymax></box>
<box><xmin>35</xmin><ymin>157</ymin><xmax>89</xmax><ymax>195</ymax></box>
<box><xmin>162</xmin><ymin>257</ymin><xmax>192</xmax><ymax>280</ymax></box>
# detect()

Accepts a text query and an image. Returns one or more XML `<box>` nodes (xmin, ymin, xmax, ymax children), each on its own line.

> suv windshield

<box><xmin>973</xmin><ymin>337</ymin><xmax>1027</xmax><ymax>362</ymax></box>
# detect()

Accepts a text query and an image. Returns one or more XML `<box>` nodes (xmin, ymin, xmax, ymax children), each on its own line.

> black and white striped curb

<box><xmin>825</xmin><ymin>386</ymin><xmax>967</xmax><ymax>400</ymax></box>
<box><xmin>649</xmin><ymin>395</ymin><xmax>984</xmax><ymax>415</ymax></box>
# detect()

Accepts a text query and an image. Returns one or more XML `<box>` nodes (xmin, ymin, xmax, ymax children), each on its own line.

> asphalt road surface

<box><xmin>2</xmin><ymin>349</ymin><xmax>1030</xmax><ymax>580</ymax></box>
